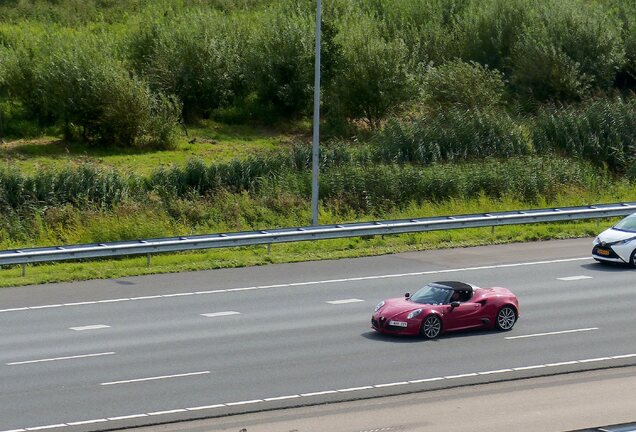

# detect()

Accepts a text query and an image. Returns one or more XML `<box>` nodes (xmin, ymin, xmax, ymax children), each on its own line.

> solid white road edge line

<box><xmin>106</xmin><ymin>414</ymin><xmax>148</xmax><ymax>420</ymax></box>
<box><xmin>6</xmin><ymin>352</ymin><xmax>635</xmax><ymax>432</ymax></box>
<box><xmin>25</xmin><ymin>425</ymin><xmax>67</xmax><ymax>431</ymax></box>
<box><xmin>7</xmin><ymin>352</ymin><xmax>115</xmax><ymax>366</ymax></box>
<box><xmin>0</xmin><ymin>257</ymin><xmax>592</xmax><ymax>313</ymax></box>
<box><xmin>505</xmin><ymin>327</ymin><xmax>599</xmax><ymax>340</ymax></box>
<box><xmin>65</xmin><ymin>419</ymin><xmax>107</xmax><ymax>426</ymax></box>
<box><xmin>100</xmin><ymin>371</ymin><xmax>210</xmax><ymax>386</ymax></box>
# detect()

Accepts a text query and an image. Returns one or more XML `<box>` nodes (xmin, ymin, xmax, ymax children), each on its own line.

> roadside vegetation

<box><xmin>0</xmin><ymin>0</ymin><xmax>635</xmax><ymax>285</ymax></box>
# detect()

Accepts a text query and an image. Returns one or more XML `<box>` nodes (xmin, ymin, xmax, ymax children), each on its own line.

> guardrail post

<box><xmin>267</xmin><ymin>244</ymin><xmax>271</xmax><ymax>255</ymax></box>
<box><xmin>21</xmin><ymin>263</ymin><xmax>26</xmax><ymax>277</ymax></box>
<box><xmin>491</xmin><ymin>225</ymin><xmax>495</xmax><ymax>241</ymax></box>
<box><xmin>146</xmin><ymin>253</ymin><xmax>151</xmax><ymax>267</ymax></box>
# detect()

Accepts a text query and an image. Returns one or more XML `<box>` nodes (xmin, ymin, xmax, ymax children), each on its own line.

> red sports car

<box><xmin>371</xmin><ymin>281</ymin><xmax>519</xmax><ymax>338</ymax></box>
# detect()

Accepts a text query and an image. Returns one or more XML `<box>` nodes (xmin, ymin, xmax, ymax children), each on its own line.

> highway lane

<box><xmin>0</xmin><ymin>238</ymin><xmax>635</xmax><ymax>431</ymax></box>
<box><xmin>130</xmin><ymin>366</ymin><xmax>636</xmax><ymax>432</ymax></box>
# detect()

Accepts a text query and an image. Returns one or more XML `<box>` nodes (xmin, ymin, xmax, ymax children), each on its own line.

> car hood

<box><xmin>377</xmin><ymin>298</ymin><xmax>428</xmax><ymax>317</ymax></box>
<box><xmin>596</xmin><ymin>228</ymin><xmax>636</xmax><ymax>245</ymax></box>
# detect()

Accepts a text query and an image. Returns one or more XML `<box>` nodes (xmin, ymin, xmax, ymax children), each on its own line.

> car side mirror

<box><xmin>405</xmin><ymin>293</ymin><xmax>410</xmax><ymax>299</ymax></box>
<box><xmin>450</xmin><ymin>301</ymin><xmax>460</xmax><ymax>308</ymax></box>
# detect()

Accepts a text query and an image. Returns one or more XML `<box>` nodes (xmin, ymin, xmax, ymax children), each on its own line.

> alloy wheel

<box><xmin>496</xmin><ymin>306</ymin><xmax>516</xmax><ymax>331</ymax></box>
<box><xmin>422</xmin><ymin>315</ymin><xmax>441</xmax><ymax>338</ymax></box>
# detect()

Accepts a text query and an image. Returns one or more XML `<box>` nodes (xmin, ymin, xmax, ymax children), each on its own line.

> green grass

<box><xmin>0</xmin><ymin>120</ymin><xmax>301</xmax><ymax>175</ymax></box>
<box><xmin>0</xmin><ymin>193</ymin><xmax>630</xmax><ymax>288</ymax></box>
<box><xmin>0</xmin><ymin>220</ymin><xmax>608</xmax><ymax>288</ymax></box>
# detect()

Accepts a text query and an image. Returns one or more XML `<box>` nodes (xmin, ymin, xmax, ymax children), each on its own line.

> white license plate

<box><xmin>389</xmin><ymin>320</ymin><xmax>407</xmax><ymax>327</ymax></box>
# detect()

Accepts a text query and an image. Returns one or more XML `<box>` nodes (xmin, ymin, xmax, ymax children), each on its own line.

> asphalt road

<box><xmin>131</xmin><ymin>366</ymin><xmax>636</xmax><ymax>432</ymax></box>
<box><xmin>1</xmin><ymin>238</ymin><xmax>635</xmax><ymax>431</ymax></box>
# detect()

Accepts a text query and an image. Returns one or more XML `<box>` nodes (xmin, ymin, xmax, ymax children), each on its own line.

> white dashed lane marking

<box><xmin>0</xmin><ymin>257</ymin><xmax>591</xmax><ymax>314</ymax></box>
<box><xmin>69</xmin><ymin>325</ymin><xmax>110</xmax><ymax>331</ymax></box>
<box><xmin>7</xmin><ymin>352</ymin><xmax>115</xmax><ymax>366</ymax></box>
<box><xmin>200</xmin><ymin>311</ymin><xmax>240</xmax><ymax>318</ymax></box>
<box><xmin>557</xmin><ymin>275</ymin><xmax>593</xmax><ymax>281</ymax></box>
<box><xmin>326</xmin><ymin>299</ymin><xmax>365</xmax><ymax>305</ymax></box>
<box><xmin>505</xmin><ymin>327</ymin><xmax>598</xmax><ymax>340</ymax></box>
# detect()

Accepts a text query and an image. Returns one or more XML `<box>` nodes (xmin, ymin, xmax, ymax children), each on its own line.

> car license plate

<box><xmin>597</xmin><ymin>249</ymin><xmax>610</xmax><ymax>256</ymax></box>
<box><xmin>389</xmin><ymin>320</ymin><xmax>407</xmax><ymax>327</ymax></box>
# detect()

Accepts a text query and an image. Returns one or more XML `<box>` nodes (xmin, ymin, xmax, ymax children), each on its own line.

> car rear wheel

<box><xmin>420</xmin><ymin>314</ymin><xmax>442</xmax><ymax>339</ymax></box>
<box><xmin>495</xmin><ymin>306</ymin><xmax>517</xmax><ymax>331</ymax></box>
<box><xmin>630</xmin><ymin>251</ymin><xmax>636</xmax><ymax>268</ymax></box>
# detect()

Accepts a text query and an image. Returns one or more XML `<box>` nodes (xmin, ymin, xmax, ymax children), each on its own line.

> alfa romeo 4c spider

<box><xmin>371</xmin><ymin>281</ymin><xmax>519</xmax><ymax>338</ymax></box>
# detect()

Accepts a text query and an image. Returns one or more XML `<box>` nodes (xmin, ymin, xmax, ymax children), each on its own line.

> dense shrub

<box><xmin>316</xmin><ymin>156</ymin><xmax>602</xmax><ymax>212</ymax></box>
<box><xmin>373</xmin><ymin>108</ymin><xmax>530</xmax><ymax>164</ymax></box>
<box><xmin>354</xmin><ymin>0</ymin><xmax>467</xmax><ymax>65</ymax></box>
<box><xmin>460</xmin><ymin>0</ymin><xmax>528</xmax><ymax>74</ymax></box>
<box><xmin>0</xmin><ymin>165</ymin><xmax>136</xmax><ymax>210</ymax></box>
<box><xmin>3</xmin><ymin>0</ymin><xmax>636</xmax><ymax>136</ymax></box>
<box><xmin>5</xmin><ymin>30</ymin><xmax>180</xmax><ymax>148</ymax></box>
<box><xmin>609</xmin><ymin>1</ymin><xmax>636</xmax><ymax>88</ymax></box>
<box><xmin>422</xmin><ymin>60</ymin><xmax>506</xmax><ymax>108</ymax></box>
<box><xmin>245</xmin><ymin>3</ymin><xmax>315</xmax><ymax>120</ymax></box>
<box><xmin>532</xmin><ymin>97</ymin><xmax>636</xmax><ymax>173</ymax></box>
<box><xmin>510</xmin><ymin>1</ymin><xmax>625</xmax><ymax>102</ymax></box>
<box><xmin>325</xmin><ymin>13</ymin><xmax>415</xmax><ymax>128</ymax></box>
<box><xmin>126</xmin><ymin>9</ymin><xmax>249</xmax><ymax>120</ymax></box>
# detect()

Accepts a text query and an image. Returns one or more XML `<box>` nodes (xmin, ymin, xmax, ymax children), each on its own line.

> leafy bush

<box><xmin>510</xmin><ymin>1</ymin><xmax>625</xmax><ymax>102</ymax></box>
<box><xmin>0</xmin><ymin>164</ymin><xmax>136</xmax><ymax>210</ymax></box>
<box><xmin>608</xmin><ymin>1</ymin><xmax>636</xmax><ymax>88</ymax></box>
<box><xmin>126</xmin><ymin>8</ymin><xmax>249</xmax><ymax>120</ymax></box>
<box><xmin>422</xmin><ymin>60</ymin><xmax>506</xmax><ymax>108</ymax></box>
<box><xmin>316</xmin><ymin>156</ymin><xmax>601</xmax><ymax>212</ymax></box>
<box><xmin>354</xmin><ymin>0</ymin><xmax>467</xmax><ymax>65</ymax></box>
<box><xmin>5</xmin><ymin>29</ymin><xmax>180</xmax><ymax>148</ymax></box>
<box><xmin>460</xmin><ymin>0</ymin><xmax>530</xmax><ymax>74</ymax></box>
<box><xmin>373</xmin><ymin>108</ymin><xmax>530</xmax><ymax>164</ymax></box>
<box><xmin>532</xmin><ymin>97</ymin><xmax>636</xmax><ymax>172</ymax></box>
<box><xmin>245</xmin><ymin>3</ymin><xmax>315</xmax><ymax>120</ymax></box>
<box><xmin>325</xmin><ymin>13</ymin><xmax>415</xmax><ymax>128</ymax></box>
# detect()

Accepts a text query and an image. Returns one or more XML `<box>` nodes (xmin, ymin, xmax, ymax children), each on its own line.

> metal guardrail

<box><xmin>1</xmin><ymin>202</ymin><xmax>635</xmax><ymax>273</ymax></box>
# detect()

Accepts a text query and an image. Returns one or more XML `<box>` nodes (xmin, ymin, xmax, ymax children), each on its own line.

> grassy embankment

<box><xmin>0</xmin><ymin>0</ymin><xmax>635</xmax><ymax>286</ymax></box>
<box><xmin>0</xmin><ymin>124</ymin><xmax>632</xmax><ymax>288</ymax></box>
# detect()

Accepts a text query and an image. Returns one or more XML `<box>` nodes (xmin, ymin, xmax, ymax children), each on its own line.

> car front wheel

<box><xmin>420</xmin><ymin>314</ymin><xmax>442</xmax><ymax>339</ymax></box>
<box><xmin>495</xmin><ymin>306</ymin><xmax>517</xmax><ymax>331</ymax></box>
<box><xmin>630</xmin><ymin>251</ymin><xmax>636</xmax><ymax>268</ymax></box>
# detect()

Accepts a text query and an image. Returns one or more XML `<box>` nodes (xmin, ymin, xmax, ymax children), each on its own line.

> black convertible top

<box><xmin>432</xmin><ymin>281</ymin><xmax>474</xmax><ymax>293</ymax></box>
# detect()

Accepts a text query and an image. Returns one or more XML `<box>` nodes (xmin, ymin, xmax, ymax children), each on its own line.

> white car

<box><xmin>592</xmin><ymin>213</ymin><xmax>636</xmax><ymax>267</ymax></box>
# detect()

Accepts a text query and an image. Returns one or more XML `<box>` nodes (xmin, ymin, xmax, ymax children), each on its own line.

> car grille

<box><xmin>372</xmin><ymin>317</ymin><xmax>387</xmax><ymax>328</ymax></box>
<box><xmin>593</xmin><ymin>245</ymin><xmax>620</xmax><ymax>259</ymax></box>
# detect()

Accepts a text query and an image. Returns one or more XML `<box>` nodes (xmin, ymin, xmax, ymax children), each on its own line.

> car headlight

<box><xmin>593</xmin><ymin>236</ymin><xmax>600</xmax><ymax>245</ymax></box>
<box><xmin>374</xmin><ymin>301</ymin><xmax>385</xmax><ymax>312</ymax></box>
<box><xmin>613</xmin><ymin>237</ymin><xmax>636</xmax><ymax>246</ymax></box>
<box><xmin>407</xmin><ymin>309</ymin><xmax>423</xmax><ymax>319</ymax></box>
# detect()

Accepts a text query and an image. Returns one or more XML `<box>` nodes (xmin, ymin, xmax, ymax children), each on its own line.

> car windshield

<box><xmin>410</xmin><ymin>284</ymin><xmax>452</xmax><ymax>305</ymax></box>
<box><xmin>614</xmin><ymin>214</ymin><xmax>636</xmax><ymax>233</ymax></box>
